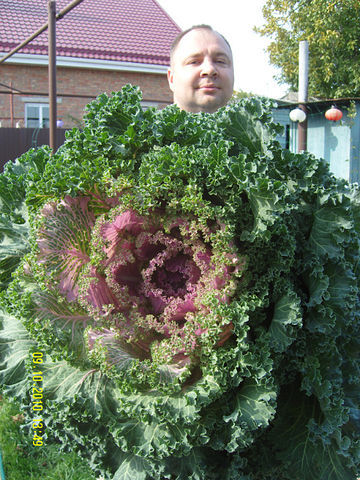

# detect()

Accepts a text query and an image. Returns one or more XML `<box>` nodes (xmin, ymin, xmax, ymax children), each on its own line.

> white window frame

<box><xmin>25</xmin><ymin>103</ymin><xmax>50</xmax><ymax>128</ymax></box>
<box><xmin>140</xmin><ymin>101</ymin><xmax>160</xmax><ymax>110</ymax></box>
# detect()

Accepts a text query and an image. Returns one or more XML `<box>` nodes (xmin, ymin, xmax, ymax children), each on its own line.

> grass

<box><xmin>0</xmin><ymin>395</ymin><xmax>99</xmax><ymax>480</ymax></box>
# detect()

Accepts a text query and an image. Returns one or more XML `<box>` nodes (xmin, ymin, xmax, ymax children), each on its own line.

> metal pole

<box><xmin>48</xmin><ymin>0</ymin><xmax>56</xmax><ymax>152</ymax></box>
<box><xmin>298</xmin><ymin>40</ymin><xmax>309</xmax><ymax>152</ymax></box>
<box><xmin>297</xmin><ymin>104</ymin><xmax>307</xmax><ymax>152</ymax></box>
<box><xmin>10</xmin><ymin>81</ymin><xmax>14</xmax><ymax>127</ymax></box>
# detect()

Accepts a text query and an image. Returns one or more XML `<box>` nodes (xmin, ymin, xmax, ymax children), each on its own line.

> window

<box><xmin>25</xmin><ymin>103</ymin><xmax>50</xmax><ymax>128</ymax></box>
<box><xmin>140</xmin><ymin>101</ymin><xmax>159</xmax><ymax>110</ymax></box>
<box><xmin>285</xmin><ymin>124</ymin><xmax>290</xmax><ymax>150</ymax></box>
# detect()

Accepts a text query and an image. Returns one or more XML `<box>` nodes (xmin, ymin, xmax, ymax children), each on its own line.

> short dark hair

<box><xmin>170</xmin><ymin>24</ymin><xmax>232</xmax><ymax>64</ymax></box>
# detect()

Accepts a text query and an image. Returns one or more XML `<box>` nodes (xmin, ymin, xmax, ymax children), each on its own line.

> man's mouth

<box><xmin>199</xmin><ymin>84</ymin><xmax>219</xmax><ymax>92</ymax></box>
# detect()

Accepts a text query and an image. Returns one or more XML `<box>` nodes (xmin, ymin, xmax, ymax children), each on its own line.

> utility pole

<box><xmin>48</xmin><ymin>0</ymin><xmax>57</xmax><ymax>152</ymax></box>
<box><xmin>298</xmin><ymin>40</ymin><xmax>309</xmax><ymax>152</ymax></box>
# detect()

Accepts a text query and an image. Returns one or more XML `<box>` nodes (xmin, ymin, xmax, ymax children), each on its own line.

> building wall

<box><xmin>306</xmin><ymin>112</ymin><xmax>351</xmax><ymax>181</ymax></box>
<box><xmin>272</xmin><ymin>108</ymin><xmax>290</xmax><ymax>149</ymax></box>
<box><xmin>276</xmin><ymin>105</ymin><xmax>360</xmax><ymax>184</ymax></box>
<box><xmin>349</xmin><ymin>104</ymin><xmax>360</xmax><ymax>184</ymax></box>
<box><xmin>288</xmin><ymin>110</ymin><xmax>357</xmax><ymax>183</ymax></box>
<box><xmin>0</xmin><ymin>63</ymin><xmax>173</xmax><ymax>128</ymax></box>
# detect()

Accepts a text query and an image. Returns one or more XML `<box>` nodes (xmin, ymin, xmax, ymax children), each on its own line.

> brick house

<box><xmin>0</xmin><ymin>0</ymin><xmax>181</xmax><ymax>129</ymax></box>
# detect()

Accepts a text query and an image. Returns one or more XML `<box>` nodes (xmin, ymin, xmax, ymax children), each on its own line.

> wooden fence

<box><xmin>0</xmin><ymin>128</ymin><xmax>67</xmax><ymax>170</ymax></box>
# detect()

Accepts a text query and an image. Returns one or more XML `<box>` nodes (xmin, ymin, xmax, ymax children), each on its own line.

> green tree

<box><xmin>255</xmin><ymin>0</ymin><xmax>360</xmax><ymax>98</ymax></box>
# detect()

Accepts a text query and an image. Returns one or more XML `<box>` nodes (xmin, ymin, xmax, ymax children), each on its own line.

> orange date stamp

<box><xmin>31</xmin><ymin>352</ymin><xmax>44</xmax><ymax>446</ymax></box>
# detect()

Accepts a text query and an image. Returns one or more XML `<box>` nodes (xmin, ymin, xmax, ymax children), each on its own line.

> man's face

<box><xmin>167</xmin><ymin>28</ymin><xmax>234</xmax><ymax>113</ymax></box>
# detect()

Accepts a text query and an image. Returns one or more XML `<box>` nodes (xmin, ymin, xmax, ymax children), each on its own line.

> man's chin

<box><xmin>177</xmin><ymin>95</ymin><xmax>226</xmax><ymax>113</ymax></box>
<box><xmin>195</xmin><ymin>93</ymin><xmax>227</xmax><ymax>113</ymax></box>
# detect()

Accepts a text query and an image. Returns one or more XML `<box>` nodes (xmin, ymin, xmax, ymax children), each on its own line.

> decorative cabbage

<box><xmin>0</xmin><ymin>85</ymin><xmax>359</xmax><ymax>480</ymax></box>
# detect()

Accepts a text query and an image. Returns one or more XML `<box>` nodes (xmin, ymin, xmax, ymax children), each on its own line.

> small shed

<box><xmin>273</xmin><ymin>98</ymin><xmax>360</xmax><ymax>184</ymax></box>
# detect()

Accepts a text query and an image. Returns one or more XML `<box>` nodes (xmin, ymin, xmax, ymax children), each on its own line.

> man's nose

<box><xmin>200</xmin><ymin>58</ymin><xmax>217</xmax><ymax>76</ymax></box>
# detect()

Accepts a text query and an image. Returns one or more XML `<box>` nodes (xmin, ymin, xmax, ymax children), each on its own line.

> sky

<box><xmin>156</xmin><ymin>0</ymin><xmax>290</xmax><ymax>99</ymax></box>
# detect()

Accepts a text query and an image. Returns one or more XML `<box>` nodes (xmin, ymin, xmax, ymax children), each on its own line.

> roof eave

<box><xmin>0</xmin><ymin>52</ymin><xmax>169</xmax><ymax>74</ymax></box>
<box><xmin>276</xmin><ymin>97</ymin><xmax>360</xmax><ymax>110</ymax></box>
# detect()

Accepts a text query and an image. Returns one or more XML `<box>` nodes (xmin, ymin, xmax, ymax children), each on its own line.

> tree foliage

<box><xmin>255</xmin><ymin>0</ymin><xmax>360</xmax><ymax>98</ymax></box>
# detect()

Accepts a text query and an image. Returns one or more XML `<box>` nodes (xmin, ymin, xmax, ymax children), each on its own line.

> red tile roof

<box><xmin>0</xmin><ymin>0</ymin><xmax>181</xmax><ymax>65</ymax></box>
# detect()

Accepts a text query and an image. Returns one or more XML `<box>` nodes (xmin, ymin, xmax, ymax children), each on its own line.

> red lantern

<box><xmin>325</xmin><ymin>105</ymin><xmax>343</xmax><ymax>122</ymax></box>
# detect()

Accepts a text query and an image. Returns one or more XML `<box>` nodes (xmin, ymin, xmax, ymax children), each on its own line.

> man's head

<box><xmin>167</xmin><ymin>25</ymin><xmax>234</xmax><ymax>113</ymax></box>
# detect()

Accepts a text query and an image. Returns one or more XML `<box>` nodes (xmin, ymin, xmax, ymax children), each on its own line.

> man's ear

<box><xmin>167</xmin><ymin>68</ymin><xmax>175</xmax><ymax>92</ymax></box>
